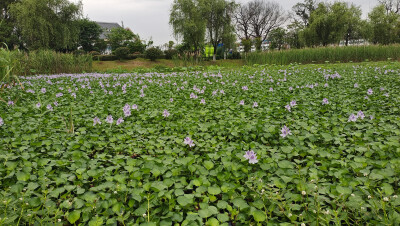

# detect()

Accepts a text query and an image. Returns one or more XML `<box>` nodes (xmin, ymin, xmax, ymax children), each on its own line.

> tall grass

<box><xmin>11</xmin><ymin>50</ymin><xmax>92</xmax><ymax>75</ymax></box>
<box><xmin>246</xmin><ymin>45</ymin><xmax>400</xmax><ymax>65</ymax></box>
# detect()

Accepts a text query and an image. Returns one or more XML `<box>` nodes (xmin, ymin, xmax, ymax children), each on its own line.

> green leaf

<box><xmin>232</xmin><ymin>198</ymin><xmax>249</xmax><ymax>210</ymax></box>
<box><xmin>67</xmin><ymin>210</ymin><xmax>81</xmax><ymax>224</ymax></box>
<box><xmin>206</xmin><ymin>217</ymin><xmax>219</xmax><ymax>226</ymax></box>
<box><xmin>208</xmin><ymin>186</ymin><xmax>221</xmax><ymax>195</ymax></box>
<box><xmin>177</xmin><ymin>195</ymin><xmax>192</xmax><ymax>206</ymax></box>
<box><xmin>16</xmin><ymin>171</ymin><xmax>30</xmax><ymax>181</ymax></box>
<box><xmin>88</xmin><ymin>217</ymin><xmax>104</xmax><ymax>226</ymax></box>
<box><xmin>204</xmin><ymin>161</ymin><xmax>214</xmax><ymax>170</ymax></box>
<box><xmin>278</xmin><ymin>160</ymin><xmax>294</xmax><ymax>169</ymax></box>
<box><xmin>252</xmin><ymin>210</ymin><xmax>266</xmax><ymax>222</ymax></box>
<box><xmin>336</xmin><ymin>186</ymin><xmax>352</xmax><ymax>195</ymax></box>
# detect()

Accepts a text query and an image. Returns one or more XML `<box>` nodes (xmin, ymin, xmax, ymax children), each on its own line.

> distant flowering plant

<box><xmin>163</xmin><ymin>109</ymin><xmax>170</xmax><ymax>117</ymax></box>
<box><xmin>348</xmin><ymin>114</ymin><xmax>358</xmax><ymax>122</ymax></box>
<box><xmin>367</xmin><ymin>88</ymin><xmax>373</xmax><ymax>95</ymax></box>
<box><xmin>239</xmin><ymin>100</ymin><xmax>244</xmax><ymax>105</ymax></box>
<box><xmin>290</xmin><ymin>100</ymin><xmax>297</xmax><ymax>107</ymax></box>
<box><xmin>285</xmin><ymin>104</ymin><xmax>291</xmax><ymax>112</ymax></box>
<box><xmin>106</xmin><ymin>115</ymin><xmax>113</xmax><ymax>124</ymax></box>
<box><xmin>184</xmin><ymin>137</ymin><xmax>195</xmax><ymax>147</ymax></box>
<box><xmin>200</xmin><ymin>99</ymin><xmax>206</xmax><ymax>104</ymax></box>
<box><xmin>357</xmin><ymin>110</ymin><xmax>365</xmax><ymax>119</ymax></box>
<box><xmin>46</xmin><ymin>104</ymin><xmax>53</xmax><ymax>111</ymax></box>
<box><xmin>253</xmin><ymin>102</ymin><xmax>258</xmax><ymax>108</ymax></box>
<box><xmin>116</xmin><ymin>117</ymin><xmax>124</xmax><ymax>125</ymax></box>
<box><xmin>243</xmin><ymin>150</ymin><xmax>258</xmax><ymax>164</ymax></box>
<box><xmin>280</xmin><ymin>125</ymin><xmax>292</xmax><ymax>138</ymax></box>
<box><xmin>93</xmin><ymin>117</ymin><xmax>101</xmax><ymax>126</ymax></box>
<box><xmin>322</xmin><ymin>98</ymin><xmax>329</xmax><ymax>105</ymax></box>
<box><xmin>0</xmin><ymin>117</ymin><xmax>3</xmax><ymax>127</ymax></box>
<box><xmin>36</xmin><ymin>103</ymin><xmax>41</xmax><ymax>108</ymax></box>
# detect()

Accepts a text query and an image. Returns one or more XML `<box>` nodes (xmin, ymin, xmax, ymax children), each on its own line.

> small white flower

<box><xmin>58</xmin><ymin>219</ymin><xmax>61</xmax><ymax>222</ymax></box>
<box><xmin>302</xmin><ymin>191</ymin><xmax>306</xmax><ymax>195</ymax></box>
<box><xmin>368</xmin><ymin>195</ymin><xmax>372</xmax><ymax>199</ymax></box>
<box><xmin>143</xmin><ymin>213</ymin><xmax>147</xmax><ymax>217</ymax></box>
<box><xmin>393</xmin><ymin>195</ymin><xmax>398</xmax><ymax>198</ymax></box>
<box><xmin>288</xmin><ymin>213</ymin><xmax>292</xmax><ymax>217</ymax></box>
<box><xmin>351</xmin><ymin>194</ymin><xmax>355</xmax><ymax>197</ymax></box>
<box><xmin>114</xmin><ymin>191</ymin><xmax>117</xmax><ymax>194</ymax></box>
<box><xmin>383</xmin><ymin>197</ymin><xmax>389</xmax><ymax>202</ymax></box>
<box><xmin>301</xmin><ymin>223</ymin><xmax>306</xmax><ymax>226</ymax></box>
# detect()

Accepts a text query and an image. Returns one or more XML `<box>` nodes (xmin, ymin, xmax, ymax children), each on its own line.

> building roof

<box><xmin>95</xmin><ymin>22</ymin><xmax>122</xmax><ymax>39</ymax></box>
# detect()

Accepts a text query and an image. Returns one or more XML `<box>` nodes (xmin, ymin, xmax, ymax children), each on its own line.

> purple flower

<box><xmin>0</xmin><ymin>117</ymin><xmax>3</xmax><ymax>127</ymax></box>
<box><xmin>289</xmin><ymin>87</ymin><xmax>293</xmax><ymax>91</ymax></box>
<box><xmin>239</xmin><ymin>100</ymin><xmax>244</xmax><ymax>105</ymax></box>
<box><xmin>243</xmin><ymin>150</ymin><xmax>255</xmax><ymax>160</ymax></box>
<box><xmin>384</xmin><ymin>93</ymin><xmax>389</xmax><ymax>97</ymax></box>
<box><xmin>71</xmin><ymin>93</ymin><xmax>76</xmax><ymax>98</ymax></box>
<box><xmin>354</xmin><ymin>83</ymin><xmax>359</xmax><ymax>88</ymax></box>
<box><xmin>116</xmin><ymin>117</ymin><xmax>124</xmax><ymax>125</ymax></box>
<box><xmin>357</xmin><ymin>111</ymin><xmax>365</xmax><ymax>120</ymax></box>
<box><xmin>106</xmin><ymin>115</ymin><xmax>113</xmax><ymax>124</ymax></box>
<box><xmin>290</xmin><ymin>100</ymin><xmax>297</xmax><ymax>107</ymax></box>
<box><xmin>367</xmin><ymin>89</ymin><xmax>373</xmax><ymax>95</ymax></box>
<box><xmin>190</xmin><ymin>93</ymin><xmax>198</xmax><ymax>99</ymax></box>
<box><xmin>280</xmin><ymin>125</ymin><xmax>292</xmax><ymax>138</ymax></box>
<box><xmin>200</xmin><ymin>99</ymin><xmax>206</xmax><ymax>104</ymax></box>
<box><xmin>163</xmin><ymin>109</ymin><xmax>170</xmax><ymax>118</ymax></box>
<box><xmin>26</xmin><ymin>89</ymin><xmax>35</xmax><ymax>94</ymax></box>
<box><xmin>93</xmin><ymin>117</ymin><xmax>101</xmax><ymax>126</ymax></box>
<box><xmin>184</xmin><ymin>137</ymin><xmax>195</xmax><ymax>147</ymax></box>
<box><xmin>242</xmin><ymin>86</ymin><xmax>248</xmax><ymax>91</ymax></box>
<box><xmin>269</xmin><ymin>87</ymin><xmax>274</xmax><ymax>92</ymax></box>
<box><xmin>41</xmin><ymin>88</ymin><xmax>46</xmax><ymax>93</ymax></box>
<box><xmin>36</xmin><ymin>103</ymin><xmax>41</xmax><ymax>108</ymax></box>
<box><xmin>132</xmin><ymin>104</ymin><xmax>138</xmax><ymax>110</ymax></box>
<box><xmin>7</xmin><ymin>100</ymin><xmax>14</xmax><ymax>106</ymax></box>
<box><xmin>348</xmin><ymin>114</ymin><xmax>358</xmax><ymax>122</ymax></box>
<box><xmin>253</xmin><ymin>102</ymin><xmax>258</xmax><ymax>108</ymax></box>
<box><xmin>324</xmin><ymin>83</ymin><xmax>328</xmax><ymax>87</ymax></box>
<box><xmin>322</xmin><ymin>98</ymin><xmax>329</xmax><ymax>105</ymax></box>
<box><xmin>56</xmin><ymin>93</ymin><xmax>63</xmax><ymax>98</ymax></box>
<box><xmin>170</xmin><ymin>98</ymin><xmax>174</xmax><ymax>102</ymax></box>
<box><xmin>46</xmin><ymin>104</ymin><xmax>53</xmax><ymax>111</ymax></box>
<box><xmin>243</xmin><ymin>150</ymin><xmax>258</xmax><ymax>164</ymax></box>
<box><xmin>220</xmin><ymin>90</ymin><xmax>225</xmax><ymax>94</ymax></box>
<box><xmin>285</xmin><ymin>104</ymin><xmax>291</xmax><ymax>112</ymax></box>
<box><xmin>54</xmin><ymin>101</ymin><xmax>58</xmax><ymax>106</ymax></box>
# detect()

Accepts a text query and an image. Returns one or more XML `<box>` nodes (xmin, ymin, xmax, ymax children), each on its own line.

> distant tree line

<box><xmin>170</xmin><ymin>0</ymin><xmax>400</xmax><ymax>60</ymax></box>
<box><xmin>0</xmin><ymin>0</ymin><xmax>147</xmax><ymax>55</ymax></box>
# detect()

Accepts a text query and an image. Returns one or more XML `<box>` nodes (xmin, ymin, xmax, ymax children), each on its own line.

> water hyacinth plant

<box><xmin>0</xmin><ymin>62</ymin><xmax>400</xmax><ymax>225</ymax></box>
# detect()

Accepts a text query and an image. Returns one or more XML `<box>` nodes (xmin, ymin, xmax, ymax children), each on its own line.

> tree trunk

<box><xmin>213</xmin><ymin>44</ymin><xmax>217</xmax><ymax>61</ymax></box>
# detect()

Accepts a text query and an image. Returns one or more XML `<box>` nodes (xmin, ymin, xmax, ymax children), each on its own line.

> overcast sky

<box><xmin>79</xmin><ymin>0</ymin><xmax>379</xmax><ymax>46</ymax></box>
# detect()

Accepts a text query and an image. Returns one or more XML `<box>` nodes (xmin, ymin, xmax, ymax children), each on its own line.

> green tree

<box><xmin>77</xmin><ymin>19</ymin><xmax>102</xmax><ymax>52</ymax></box>
<box><xmin>292</xmin><ymin>0</ymin><xmax>318</xmax><ymax>27</ymax></box>
<box><xmin>0</xmin><ymin>0</ymin><xmax>21</xmax><ymax>50</ymax></box>
<box><xmin>286</xmin><ymin>21</ymin><xmax>305</xmax><ymax>49</ymax></box>
<box><xmin>200</xmin><ymin>0</ymin><xmax>236</xmax><ymax>61</ymax></box>
<box><xmin>368</xmin><ymin>5</ymin><xmax>399</xmax><ymax>44</ymax></box>
<box><xmin>170</xmin><ymin>0</ymin><xmax>206</xmax><ymax>59</ymax></box>
<box><xmin>269</xmin><ymin>27</ymin><xmax>286</xmax><ymax>50</ymax></box>
<box><xmin>301</xmin><ymin>2</ymin><xmax>356</xmax><ymax>47</ymax></box>
<box><xmin>342</xmin><ymin>4</ymin><xmax>364</xmax><ymax>46</ymax></box>
<box><xmin>10</xmin><ymin>0</ymin><xmax>82</xmax><ymax>51</ymax></box>
<box><xmin>106</xmin><ymin>27</ymin><xmax>135</xmax><ymax>51</ymax></box>
<box><xmin>242</xmin><ymin>38</ymin><xmax>252</xmax><ymax>54</ymax></box>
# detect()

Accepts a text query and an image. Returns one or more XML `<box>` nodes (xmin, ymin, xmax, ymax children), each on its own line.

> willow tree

<box><xmin>169</xmin><ymin>0</ymin><xmax>206</xmax><ymax>59</ymax></box>
<box><xmin>10</xmin><ymin>0</ymin><xmax>82</xmax><ymax>51</ymax></box>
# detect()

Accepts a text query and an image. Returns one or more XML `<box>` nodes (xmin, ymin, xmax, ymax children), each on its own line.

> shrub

<box><xmin>114</xmin><ymin>47</ymin><xmax>130</xmax><ymax>60</ymax></box>
<box><xmin>73</xmin><ymin>49</ymin><xmax>86</xmax><ymax>56</ymax></box>
<box><xmin>230</xmin><ymin>52</ymin><xmax>241</xmax><ymax>59</ymax></box>
<box><xmin>145</xmin><ymin>47</ymin><xmax>163</xmax><ymax>61</ymax></box>
<box><xmin>89</xmin><ymin>51</ymin><xmax>100</xmax><ymax>56</ymax></box>
<box><xmin>94</xmin><ymin>55</ymin><xmax>117</xmax><ymax>61</ymax></box>
<box><xmin>164</xmin><ymin>49</ymin><xmax>178</xmax><ymax>59</ymax></box>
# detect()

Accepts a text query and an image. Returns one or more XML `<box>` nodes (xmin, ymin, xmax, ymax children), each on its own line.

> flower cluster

<box><xmin>0</xmin><ymin>117</ymin><xmax>3</xmax><ymax>127</ymax></box>
<box><xmin>123</xmin><ymin>104</ymin><xmax>131</xmax><ymax>117</ymax></box>
<box><xmin>280</xmin><ymin>125</ymin><xmax>292</xmax><ymax>138</ymax></box>
<box><xmin>243</xmin><ymin>150</ymin><xmax>258</xmax><ymax>164</ymax></box>
<box><xmin>348</xmin><ymin>111</ymin><xmax>365</xmax><ymax>122</ymax></box>
<box><xmin>184</xmin><ymin>137</ymin><xmax>195</xmax><ymax>147</ymax></box>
